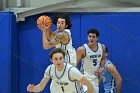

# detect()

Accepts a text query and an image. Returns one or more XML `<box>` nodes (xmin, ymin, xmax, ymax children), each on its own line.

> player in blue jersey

<box><xmin>99</xmin><ymin>47</ymin><xmax>122</xmax><ymax>93</ymax></box>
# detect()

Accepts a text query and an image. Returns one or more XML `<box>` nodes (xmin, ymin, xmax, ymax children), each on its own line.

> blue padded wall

<box><xmin>0</xmin><ymin>11</ymin><xmax>18</xmax><ymax>93</ymax></box>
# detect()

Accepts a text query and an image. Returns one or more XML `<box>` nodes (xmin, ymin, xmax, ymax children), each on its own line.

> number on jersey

<box><xmin>93</xmin><ymin>59</ymin><xmax>97</xmax><ymax>66</ymax></box>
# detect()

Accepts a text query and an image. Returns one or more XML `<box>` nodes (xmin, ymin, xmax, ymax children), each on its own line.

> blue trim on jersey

<box><xmin>81</xmin><ymin>44</ymin><xmax>86</xmax><ymax>75</ymax></box>
<box><xmin>74</xmin><ymin>82</ymin><xmax>79</xmax><ymax>93</ymax></box>
<box><xmin>87</xmin><ymin>43</ymin><xmax>99</xmax><ymax>52</ymax></box>
<box><xmin>60</xmin><ymin>43</ymin><xmax>62</xmax><ymax>48</ymax></box>
<box><xmin>55</xmin><ymin>63</ymin><xmax>67</xmax><ymax>79</ymax></box>
<box><xmin>49</xmin><ymin>65</ymin><xmax>52</xmax><ymax>76</ymax></box>
<box><xmin>80</xmin><ymin>59</ymin><xmax>84</xmax><ymax>75</ymax></box>
<box><xmin>83</xmin><ymin>44</ymin><xmax>87</xmax><ymax>57</ymax></box>
<box><xmin>66</xmin><ymin>50</ymin><xmax>70</xmax><ymax>63</ymax></box>
<box><xmin>65</xmin><ymin>44</ymin><xmax>66</xmax><ymax>50</ymax></box>
<box><xmin>68</xmin><ymin>67</ymin><xmax>77</xmax><ymax>82</ymax></box>
<box><xmin>68</xmin><ymin>67</ymin><xmax>80</xmax><ymax>93</ymax></box>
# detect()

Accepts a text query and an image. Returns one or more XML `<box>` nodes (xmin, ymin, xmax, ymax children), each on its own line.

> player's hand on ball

<box><xmin>39</xmin><ymin>24</ymin><xmax>50</xmax><ymax>32</ymax></box>
<box><xmin>27</xmin><ymin>84</ymin><xmax>35</xmax><ymax>92</ymax></box>
<box><xmin>37</xmin><ymin>15</ymin><xmax>52</xmax><ymax>31</ymax></box>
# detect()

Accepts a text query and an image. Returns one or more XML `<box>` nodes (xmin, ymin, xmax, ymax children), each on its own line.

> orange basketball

<box><xmin>37</xmin><ymin>15</ymin><xmax>52</xmax><ymax>29</ymax></box>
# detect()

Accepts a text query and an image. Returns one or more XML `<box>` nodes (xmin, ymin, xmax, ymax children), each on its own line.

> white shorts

<box><xmin>82</xmin><ymin>78</ymin><xmax>99</xmax><ymax>93</ymax></box>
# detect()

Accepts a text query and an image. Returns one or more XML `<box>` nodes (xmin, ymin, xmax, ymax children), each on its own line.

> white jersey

<box><xmin>81</xmin><ymin>43</ymin><xmax>103</xmax><ymax>80</ymax></box>
<box><xmin>55</xmin><ymin>29</ymin><xmax>76</xmax><ymax>66</ymax></box>
<box><xmin>44</xmin><ymin>63</ymin><xmax>83</xmax><ymax>93</ymax></box>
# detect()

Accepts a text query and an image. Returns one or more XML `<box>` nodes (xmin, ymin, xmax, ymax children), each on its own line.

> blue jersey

<box><xmin>102</xmin><ymin>60</ymin><xmax>116</xmax><ymax>93</ymax></box>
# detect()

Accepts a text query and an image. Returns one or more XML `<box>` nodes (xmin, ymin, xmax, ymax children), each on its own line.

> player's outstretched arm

<box><xmin>79</xmin><ymin>76</ymin><xmax>94</xmax><ymax>93</ymax></box>
<box><xmin>27</xmin><ymin>77</ymin><xmax>49</xmax><ymax>92</ymax></box>
<box><xmin>107</xmin><ymin>64</ymin><xmax>122</xmax><ymax>93</ymax></box>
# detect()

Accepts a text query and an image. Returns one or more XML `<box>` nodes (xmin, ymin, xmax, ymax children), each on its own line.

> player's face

<box><xmin>88</xmin><ymin>33</ymin><xmax>98</xmax><ymax>44</ymax></box>
<box><xmin>51</xmin><ymin>53</ymin><xmax>64</xmax><ymax>71</ymax></box>
<box><xmin>57</xmin><ymin>18</ymin><xmax>68</xmax><ymax>32</ymax></box>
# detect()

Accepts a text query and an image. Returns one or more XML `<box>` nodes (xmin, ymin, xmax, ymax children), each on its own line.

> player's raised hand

<box><xmin>27</xmin><ymin>84</ymin><xmax>35</xmax><ymax>92</ymax></box>
<box><xmin>37</xmin><ymin>15</ymin><xmax>52</xmax><ymax>32</ymax></box>
<box><xmin>38</xmin><ymin>23</ymin><xmax>50</xmax><ymax>32</ymax></box>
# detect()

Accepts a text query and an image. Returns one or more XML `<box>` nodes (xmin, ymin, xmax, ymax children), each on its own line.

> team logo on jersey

<box><xmin>56</xmin><ymin>80</ymin><xmax>68</xmax><ymax>86</ymax></box>
<box><xmin>90</xmin><ymin>54</ymin><xmax>101</xmax><ymax>58</ymax></box>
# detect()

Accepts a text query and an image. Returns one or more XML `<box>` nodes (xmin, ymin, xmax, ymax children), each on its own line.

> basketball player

<box><xmin>39</xmin><ymin>13</ymin><xmax>76</xmax><ymax>66</ymax></box>
<box><xmin>76</xmin><ymin>28</ymin><xmax>106</xmax><ymax>93</ymax></box>
<box><xmin>27</xmin><ymin>48</ymin><xmax>93</xmax><ymax>93</ymax></box>
<box><xmin>99</xmin><ymin>47</ymin><xmax>122</xmax><ymax>93</ymax></box>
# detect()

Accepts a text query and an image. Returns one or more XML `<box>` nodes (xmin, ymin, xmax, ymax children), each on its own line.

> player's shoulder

<box><xmin>77</xmin><ymin>45</ymin><xmax>85</xmax><ymax>51</ymax></box>
<box><xmin>99</xmin><ymin>43</ymin><xmax>106</xmax><ymax>51</ymax></box>
<box><xmin>44</xmin><ymin>64</ymin><xmax>54</xmax><ymax>73</ymax></box>
<box><xmin>68</xmin><ymin>65</ymin><xmax>79</xmax><ymax>73</ymax></box>
<box><xmin>47</xmin><ymin>64</ymin><xmax>55</xmax><ymax>70</ymax></box>
<box><xmin>76</xmin><ymin>45</ymin><xmax>86</xmax><ymax>57</ymax></box>
<box><xmin>98</xmin><ymin>43</ymin><xmax>105</xmax><ymax>48</ymax></box>
<box><xmin>106</xmin><ymin>62</ymin><xmax>116</xmax><ymax>72</ymax></box>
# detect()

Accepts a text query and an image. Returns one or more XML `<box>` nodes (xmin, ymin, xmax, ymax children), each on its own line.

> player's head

<box><xmin>87</xmin><ymin>28</ymin><xmax>100</xmax><ymax>43</ymax></box>
<box><xmin>49</xmin><ymin>48</ymin><xmax>65</xmax><ymax>70</ymax></box>
<box><xmin>53</xmin><ymin>13</ymin><xmax>72</xmax><ymax>31</ymax></box>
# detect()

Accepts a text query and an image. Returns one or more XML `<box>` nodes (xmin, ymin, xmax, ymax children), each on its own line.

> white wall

<box><xmin>21</xmin><ymin>0</ymin><xmax>70</xmax><ymax>7</ymax></box>
<box><xmin>5</xmin><ymin>0</ymin><xmax>140</xmax><ymax>8</ymax></box>
<box><xmin>0</xmin><ymin>0</ymin><xmax>3</xmax><ymax>10</ymax></box>
<box><xmin>7</xmin><ymin>0</ymin><xmax>17</xmax><ymax>8</ymax></box>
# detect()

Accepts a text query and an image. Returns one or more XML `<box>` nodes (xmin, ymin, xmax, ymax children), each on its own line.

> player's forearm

<box><xmin>42</xmin><ymin>31</ymin><xmax>50</xmax><ymax>49</ymax></box>
<box><xmin>32</xmin><ymin>84</ymin><xmax>43</xmax><ymax>92</ymax></box>
<box><xmin>46</xmin><ymin>29</ymin><xmax>53</xmax><ymax>40</ymax></box>
<box><xmin>87</xmin><ymin>84</ymin><xmax>94</xmax><ymax>93</ymax></box>
<box><xmin>116</xmin><ymin>78</ymin><xmax>122</xmax><ymax>93</ymax></box>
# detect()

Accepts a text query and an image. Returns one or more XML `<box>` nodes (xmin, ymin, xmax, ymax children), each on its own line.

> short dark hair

<box><xmin>105</xmin><ymin>47</ymin><xmax>108</xmax><ymax>53</ymax></box>
<box><xmin>49</xmin><ymin>48</ymin><xmax>65</xmax><ymax>59</ymax></box>
<box><xmin>87</xmin><ymin>29</ymin><xmax>100</xmax><ymax>37</ymax></box>
<box><xmin>53</xmin><ymin>13</ymin><xmax>72</xmax><ymax>29</ymax></box>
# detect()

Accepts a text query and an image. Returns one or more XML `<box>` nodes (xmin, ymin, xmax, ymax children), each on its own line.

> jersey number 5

<box><xmin>93</xmin><ymin>59</ymin><xmax>97</xmax><ymax>66</ymax></box>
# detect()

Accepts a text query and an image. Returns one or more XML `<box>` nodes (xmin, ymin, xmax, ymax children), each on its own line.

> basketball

<box><xmin>37</xmin><ymin>15</ymin><xmax>52</xmax><ymax>29</ymax></box>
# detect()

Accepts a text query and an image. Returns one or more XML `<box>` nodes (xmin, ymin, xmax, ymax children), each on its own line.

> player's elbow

<box><xmin>117</xmin><ymin>76</ymin><xmax>122</xmax><ymax>85</ymax></box>
<box><xmin>43</xmin><ymin>44</ymin><xmax>50</xmax><ymax>49</ymax></box>
<box><xmin>119</xmin><ymin>77</ymin><xmax>122</xmax><ymax>84</ymax></box>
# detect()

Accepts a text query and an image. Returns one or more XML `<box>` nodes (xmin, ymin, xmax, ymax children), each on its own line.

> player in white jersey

<box><xmin>27</xmin><ymin>48</ymin><xmax>93</xmax><ymax>93</ymax></box>
<box><xmin>99</xmin><ymin>47</ymin><xmax>122</xmax><ymax>93</ymax></box>
<box><xmin>76</xmin><ymin>29</ymin><xmax>106</xmax><ymax>93</ymax></box>
<box><xmin>39</xmin><ymin>13</ymin><xmax>76</xmax><ymax>66</ymax></box>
